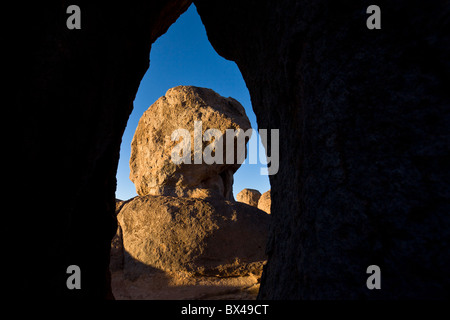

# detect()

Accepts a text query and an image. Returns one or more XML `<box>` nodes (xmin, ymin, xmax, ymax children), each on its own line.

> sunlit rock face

<box><xmin>130</xmin><ymin>85</ymin><xmax>251</xmax><ymax>200</ymax></box>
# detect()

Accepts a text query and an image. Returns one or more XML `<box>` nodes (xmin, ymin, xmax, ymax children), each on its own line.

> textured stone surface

<box><xmin>195</xmin><ymin>0</ymin><xmax>450</xmax><ymax>299</ymax></box>
<box><xmin>257</xmin><ymin>190</ymin><xmax>271</xmax><ymax>214</ymax></box>
<box><xmin>11</xmin><ymin>0</ymin><xmax>450</xmax><ymax>300</ymax></box>
<box><xmin>11</xmin><ymin>1</ymin><xmax>192</xmax><ymax>299</ymax></box>
<box><xmin>236</xmin><ymin>189</ymin><xmax>261</xmax><ymax>207</ymax></box>
<box><xmin>111</xmin><ymin>270</ymin><xmax>262</xmax><ymax>300</ymax></box>
<box><xmin>117</xmin><ymin>195</ymin><xmax>269</xmax><ymax>278</ymax></box>
<box><xmin>130</xmin><ymin>86</ymin><xmax>251</xmax><ymax>200</ymax></box>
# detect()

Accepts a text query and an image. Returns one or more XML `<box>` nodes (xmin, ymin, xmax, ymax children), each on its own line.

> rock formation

<box><xmin>257</xmin><ymin>190</ymin><xmax>271</xmax><ymax>214</ymax></box>
<box><xmin>195</xmin><ymin>0</ymin><xmax>450</xmax><ymax>299</ymax></box>
<box><xmin>130</xmin><ymin>85</ymin><xmax>251</xmax><ymax>200</ymax></box>
<box><xmin>117</xmin><ymin>195</ymin><xmax>268</xmax><ymax>278</ymax></box>
<box><xmin>236</xmin><ymin>188</ymin><xmax>261</xmax><ymax>207</ymax></box>
<box><xmin>10</xmin><ymin>0</ymin><xmax>193</xmax><ymax>299</ymax></box>
<box><xmin>12</xmin><ymin>1</ymin><xmax>450</xmax><ymax>300</ymax></box>
<box><xmin>112</xmin><ymin>193</ymin><xmax>270</xmax><ymax>299</ymax></box>
<box><xmin>111</xmin><ymin>87</ymin><xmax>270</xmax><ymax>299</ymax></box>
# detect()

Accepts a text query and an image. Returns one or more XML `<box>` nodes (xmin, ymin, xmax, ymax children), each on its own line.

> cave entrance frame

<box><xmin>112</xmin><ymin>3</ymin><xmax>272</xmax><ymax>299</ymax></box>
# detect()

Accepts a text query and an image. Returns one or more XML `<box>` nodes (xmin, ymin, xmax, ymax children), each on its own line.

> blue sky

<box><xmin>115</xmin><ymin>4</ymin><xmax>270</xmax><ymax>200</ymax></box>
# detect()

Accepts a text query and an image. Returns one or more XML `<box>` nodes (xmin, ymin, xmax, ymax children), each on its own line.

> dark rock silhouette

<box><xmin>10</xmin><ymin>0</ymin><xmax>192</xmax><ymax>299</ymax></box>
<box><xmin>195</xmin><ymin>0</ymin><xmax>450</xmax><ymax>299</ymax></box>
<box><xmin>10</xmin><ymin>0</ymin><xmax>450</xmax><ymax>299</ymax></box>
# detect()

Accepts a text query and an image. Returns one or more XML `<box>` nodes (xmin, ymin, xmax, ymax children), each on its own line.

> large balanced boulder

<box><xmin>129</xmin><ymin>86</ymin><xmax>252</xmax><ymax>200</ymax></box>
<box><xmin>117</xmin><ymin>195</ymin><xmax>269</xmax><ymax>278</ymax></box>
<box><xmin>236</xmin><ymin>188</ymin><xmax>261</xmax><ymax>207</ymax></box>
<box><xmin>113</xmin><ymin>85</ymin><xmax>270</xmax><ymax>294</ymax></box>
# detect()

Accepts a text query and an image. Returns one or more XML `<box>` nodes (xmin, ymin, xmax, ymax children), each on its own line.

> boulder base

<box><xmin>116</xmin><ymin>195</ymin><xmax>269</xmax><ymax>278</ymax></box>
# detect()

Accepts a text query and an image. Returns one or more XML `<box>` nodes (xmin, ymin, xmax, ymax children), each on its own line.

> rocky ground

<box><xmin>111</xmin><ymin>270</ymin><xmax>261</xmax><ymax>300</ymax></box>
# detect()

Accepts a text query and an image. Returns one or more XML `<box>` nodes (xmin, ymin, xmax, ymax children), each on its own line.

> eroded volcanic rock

<box><xmin>257</xmin><ymin>190</ymin><xmax>271</xmax><ymax>214</ymax></box>
<box><xmin>236</xmin><ymin>188</ymin><xmax>261</xmax><ymax>207</ymax></box>
<box><xmin>112</xmin><ymin>86</ymin><xmax>270</xmax><ymax>286</ymax></box>
<box><xmin>117</xmin><ymin>195</ymin><xmax>269</xmax><ymax>278</ymax></box>
<box><xmin>129</xmin><ymin>85</ymin><xmax>251</xmax><ymax>200</ymax></box>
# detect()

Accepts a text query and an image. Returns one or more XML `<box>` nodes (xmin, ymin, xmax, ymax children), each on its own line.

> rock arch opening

<box><xmin>115</xmin><ymin>4</ymin><xmax>270</xmax><ymax>203</ymax></box>
<box><xmin>112</xmin><ymin>4</ymin><xmax>272</xmax><ymax>299</ymax></box>
<box><xmin>14</xmin><ymin>1</ymin><xmax>448</xmax><ymax>301</ymax></box>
